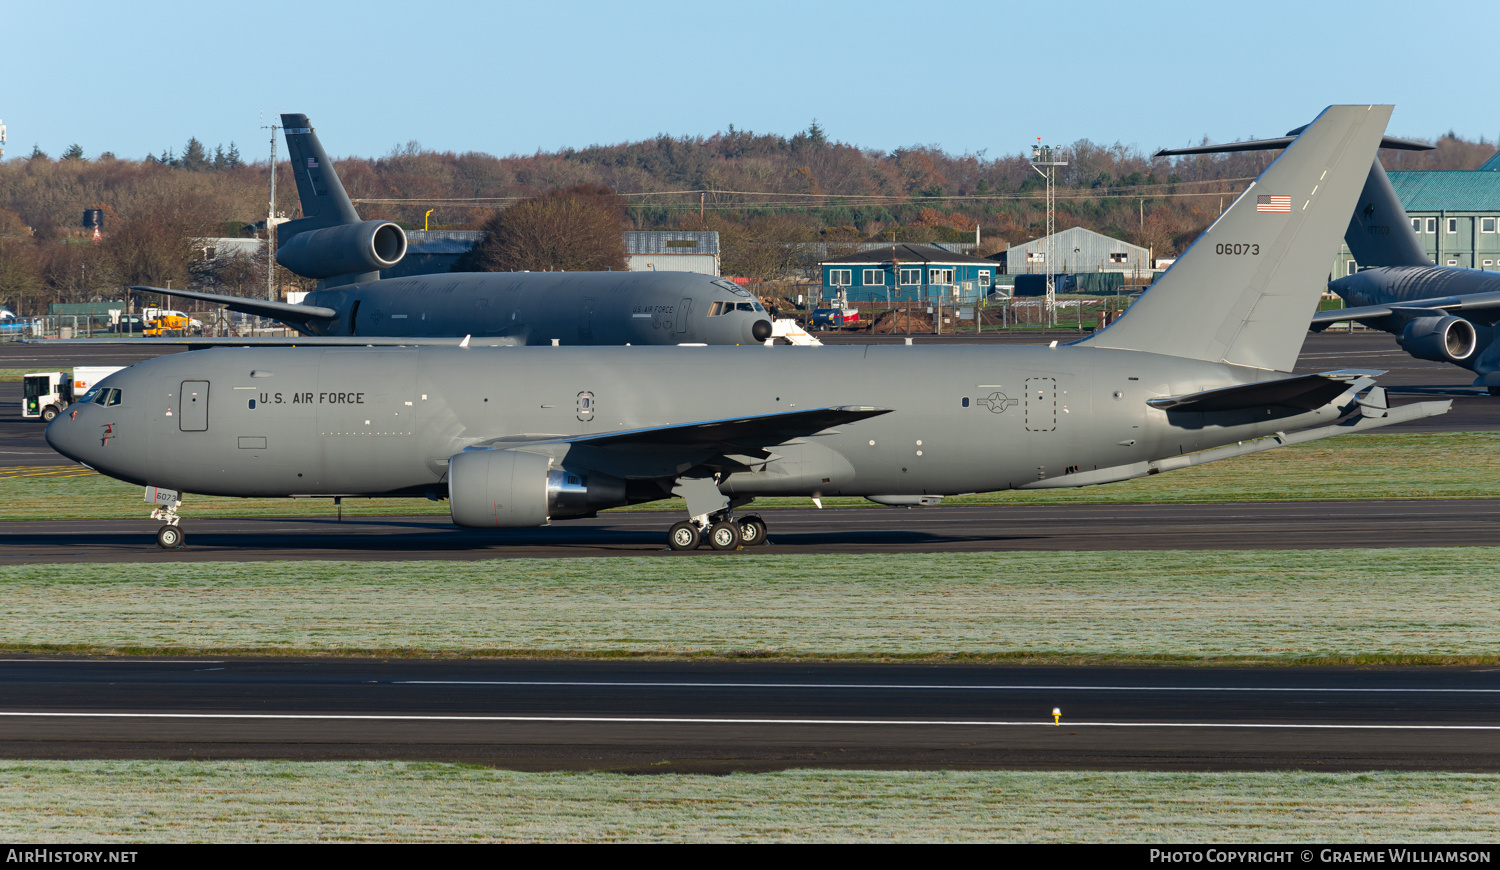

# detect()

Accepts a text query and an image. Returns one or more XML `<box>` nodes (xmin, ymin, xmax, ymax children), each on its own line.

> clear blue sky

<box><xmin>4</xmin><ymin>0</ymin><xmax>1496</xmax><ymax>166</ymax></box>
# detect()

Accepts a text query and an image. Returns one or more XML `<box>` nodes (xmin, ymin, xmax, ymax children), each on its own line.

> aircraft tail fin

<box><xmin>1346</xmin><ymin>160</ymin><xmax>1433</xmax><ymax>268</ymax></box>
<box><xmin>1079</xmin><ymin>105</ymin><xmax>1392</xmax><ymax>372</ymax></box>
<box><xmin>279</xmin><ymin>113</ymin><xmax>361</xmax><ymax>238</ymax></box>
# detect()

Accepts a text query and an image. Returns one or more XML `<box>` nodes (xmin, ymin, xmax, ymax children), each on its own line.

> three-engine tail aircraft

<box><xmin>121</xmin><ymin>113</ymin><xmax>774</xmax><ymax>348</ymax></box>
<box><xmin>46</xmin><ymin>106</ymin><xmax>1450</xmax><ymax>551</ymax></box>
<box><xmin>1158</xmin><ymin>126</ymin><xmax>1500</xmax><ymax>393</ymax></box>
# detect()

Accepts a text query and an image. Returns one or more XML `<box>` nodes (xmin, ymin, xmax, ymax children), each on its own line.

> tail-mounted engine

<box><xmin>1397</xmin><ymin>315</ymin><xmax>1477</xmax><ymax>364</ymax></box>
<box><xmin>275</xmin><ymin>220</ymin><xmax>407</xmax><ymax>280</ymax></box>
<box><xmin>447</xmin><ymin>449</ymin><xmax>626</xmax><ymax>528</ymax></box>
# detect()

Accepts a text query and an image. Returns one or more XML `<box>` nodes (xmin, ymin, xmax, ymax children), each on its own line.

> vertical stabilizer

<box><xmin>1080</xmin><ymin>105</ymin><xmax>1391</xmax><ymax>372</ymax></box>
<box><xmin>279</xmin><ymin>113</ymin><xmax>361</xmax><ymax>237</ymax></box>
<box><xmin>1345</xmin><ymin>160</ymin><xmax>1433</xmax><ymax>268</ymax></box>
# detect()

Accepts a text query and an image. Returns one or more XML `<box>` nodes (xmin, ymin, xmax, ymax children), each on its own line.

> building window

<box><xmin>1347</xmin><ymin>260</ymin><xmax>1358</xmax><ymax>275</ymax></box>
<box><xmin>1108</xmin><ymin>252</ymin><xmax>1129</xmax><ymax>264</ymax></box>
<box><xmin>1482</xmin><ymin>217</ymin><xmax>1496</xmax><ymax>233</ymax></box>
<box><xmin>1412</xmin><ymin>217</ymin><xmax>1422</xmax><ymax>233</ymax></box>
<box><xmin>1447</xmin><ymin>218</ymin><xmax>1458</xmax><ymax>234</ymax></box>
<box><xmin>1026</xmin><ymin>251</ymin><xmax>1046</xmax><ymax>263</ymax></box>
<box><xmin>975</xmin><ymin>271</ymin><xmax>990</xmax><ymax>286</ymax></box>
<box><xmin>828</xmin><ymin>269</ymin><xmax>851</xmax><ymax>286</ymax></box>
<box><xmin>862</xmin><ymin>269</ymin><xmax>885</xmax><ymax>286</ymax></box>
<box><xmin>1447</xmin><ymin>259</ymin><xmax>1458</xmax><ymax>266</ymax></box>
<box><xmin>899</xmin><ymin>268</ymin><xmax>921</xmax><ymax>285</ymax></box>
<box><xmin>930</xmin><ymin>268</ymin><xmax>954</xmax><ymax>284</ymax></box>
<box><xmin>1484</xmin><ymin>260</ymin><xmax>1494</xmax><ymax>268</ymax></box>
<box><xmin>1426</xmin><ymin>218</ymin><xmax>1437</xmax><ymax>234</ymax></box>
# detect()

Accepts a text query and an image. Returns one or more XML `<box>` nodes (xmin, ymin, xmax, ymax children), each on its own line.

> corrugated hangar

<box><xmin>1000</xmin><ymin>227</ymin><xmax>1151</xmax><ymax>276</ymax></box>
<box><xmin>1333</xmin><ymin>154</ymin><xmax>1500</xmax><ymax>276</ymax></box>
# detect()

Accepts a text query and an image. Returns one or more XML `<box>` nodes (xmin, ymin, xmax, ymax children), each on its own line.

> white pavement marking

<box><xmin>397</xmin><ymin>680</ymin><xmax>1500</xmax><ymax>694</ymax></box>
<box><xmin>0</xmin><ymin>659</ymin><xmax>225</xmax><ymax>664</ymax></box>
<box><xmin>0</xmin><ymin>711</ymin><xmax>1496</xmax><ymax>730</ymax></box>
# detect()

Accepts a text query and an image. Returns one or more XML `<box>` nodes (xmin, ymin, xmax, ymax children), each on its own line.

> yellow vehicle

<box><xmin>143</xmin><ymin>313</ymin><xmax>191</xmax><ymax>336</ymax></box>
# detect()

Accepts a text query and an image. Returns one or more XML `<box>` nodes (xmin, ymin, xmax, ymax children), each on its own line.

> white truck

<box><xmin>21</xmin><ymin>366</ymin><xmax>125</xmax><ymax>422</ymax></box>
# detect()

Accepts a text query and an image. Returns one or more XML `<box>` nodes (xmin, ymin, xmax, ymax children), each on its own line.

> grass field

<box><xmin>3</xmin><ymin>549</ymin><xmax>1496</xmax><ymax>662</ymax></box>
<box><xmin>5</xmin><ymin>432</ymin><xmax>1499</xmax><ymax>522</ymax></box>
<box><xmin>0</xmin><ymin>762</ymin><xmax>1493</xmax><ymax>842</ymax></box>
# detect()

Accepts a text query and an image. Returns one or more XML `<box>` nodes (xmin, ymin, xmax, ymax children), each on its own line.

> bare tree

<box><xmin>455</xmin><ymin>184</ymin><xmax>627</xmax><ymax>273</ymax></box>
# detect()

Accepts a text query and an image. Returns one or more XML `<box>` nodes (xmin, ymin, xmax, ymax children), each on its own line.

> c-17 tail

<box><xmin>1156</xmin><ymin>126</ymin><xmax>1434</xmax><ymax>269</ymax></box>
<box><xmin>273</xmin><ymin>113</ymin><xmax>407</xmax><ymax>287</ymax></box>
<box><xmin>1079</xmin><ymin>105</ymin><xmax>1392</xmax><ymax>372</ymax></box>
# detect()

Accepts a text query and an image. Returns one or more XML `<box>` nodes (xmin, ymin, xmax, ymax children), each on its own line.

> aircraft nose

<box><xmin>44</xmin><ymin>406</ymin><xmax>90</xmax><ymax>464</ymax></box>
<box><xmin>751</xmin><ymin>319</ymin><xmax>772</xmax><ymax>342</ymax></box>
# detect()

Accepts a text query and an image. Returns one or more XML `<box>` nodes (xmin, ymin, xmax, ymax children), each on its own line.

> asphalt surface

<box><xmin>1</xmin><ymin>658</ymin><xmax>1495</xmax><ymax>771</ymax></box>
<box><xmin>3</xmin><ymin>499</ymin><xmax>1496</xmax><ymax>563</ymax></box>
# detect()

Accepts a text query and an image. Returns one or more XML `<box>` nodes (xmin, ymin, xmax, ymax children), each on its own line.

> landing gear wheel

<box><xmin>668</xmin><ymin>521</ymin><xmax>701</xmax><ymax>551</ymax></box>
<box><xmin>40</xmin><ymin>405</ymin><xmax>58</xmax><ymax>423</ymax></box>
<box><xmin>156</xmin><ymin>525</ymin><xmax>184</xmax><ymax>549</ymax></box>
<box><xmin>707</xmin><ymin>520</ymin><xmax>741</xmax><ymax>551</ymax></box>
<box><xmin>737</xmin><ymin>515</ymin><xmax>768</xmax><ymax>547</ymax></box>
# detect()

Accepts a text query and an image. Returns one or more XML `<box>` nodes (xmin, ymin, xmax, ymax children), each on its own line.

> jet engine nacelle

<box><xmin>275</xmin><ymin>220</ymin><xmax>407</xmax><ymax>279</ymax></box>
<box><xmin>447</xmin><ymin>448</ymin><xmax>626</xmax><ymax>528</ymax></box>
<box><xmin>1397</xmin><ymin>315</ymin><xmax>1478</xmax><ymax>363</ymax></box>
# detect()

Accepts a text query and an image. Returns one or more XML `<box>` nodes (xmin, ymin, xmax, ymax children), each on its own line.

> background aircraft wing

<box><xmin>130</xmin><ymin>285</ymin><xmax>337</xmax><ymax>322</ymax></box>
<box><xmin>29</xmin><ymin>335</ymin><xmax>520</xmax><ymax>348</ymax></box>
<box><xmin>1312</xmin><ymin>291</ymin><xmax>1500</xmax><ymax>327</ymax></box>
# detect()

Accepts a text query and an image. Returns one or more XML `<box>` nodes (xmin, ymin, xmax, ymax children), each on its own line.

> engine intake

<box><xmin>448</xmin><ymin>449</ymin><xmax>626</xmax><ymax>528</ymax></box>
<box><xmin>275</xmin><ymin>220</ymin><xmax>407</xmax><ymax>279</ymax></box>
<box><xmin>1397</xmin><ymin>315</ymin><xmax>1477</xmax><ymax>364</ymax></box>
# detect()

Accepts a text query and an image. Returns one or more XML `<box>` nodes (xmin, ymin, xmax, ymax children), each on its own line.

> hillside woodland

<box><xmin>0</xmin><ymin>126</ymin><xmax>1493</xmax><ymax>313</ymax></box>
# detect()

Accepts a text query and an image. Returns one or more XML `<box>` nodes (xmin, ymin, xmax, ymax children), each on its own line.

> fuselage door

<box><xmin>1024</xmin><ymin>377</ymin><xmax>1056</xmax><ymax>432</ymax></box>
<box><xmin>179</xmin><ymin>380</ymin><xmax>209</xmax><ymax>432</ymax></box>
<box><xmin>676</xmin><ymin>298</ymin><xmax>692</xmax><ymax>334</ymax></box>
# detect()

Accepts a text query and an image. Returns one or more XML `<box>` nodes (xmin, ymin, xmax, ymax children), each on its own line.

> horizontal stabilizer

<box><xmin>1148</xmin><ymin>370</ymin><xmax>1380</xmax><ymax>413</ymax></box>
<box><xmin>1154</xmin><ymin>134</ymin><xmax>1432</xmax><ymax>157</ymax></box>
<box><xmin>130</xmin><ymin>286</ymin><xmax>337</xmax><ymax>321</ymax></box>
<box><xmin>1023</xmin><ymin>398</ymin><xmax>1450</xmax><ymax>490</ymax></box>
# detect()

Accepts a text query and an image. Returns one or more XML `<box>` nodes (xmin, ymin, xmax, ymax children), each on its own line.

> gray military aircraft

<box><xmin>136</xmin><ymin>113</ymin><xmax>773</xmax><ymax>347</ymax></box>
<box><xmin>46</xmin><ymin>105</ymin><xmax>1450</xmax><ymax>550</ymax></box>
<box><xmin>1159</xmin><ymin>126</ymin><xmax>1500</xmax><ymax>393</ymax></box>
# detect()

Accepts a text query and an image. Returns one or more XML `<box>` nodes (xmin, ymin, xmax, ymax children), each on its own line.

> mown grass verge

<box><xmin>6</xmin><ymin>432</ymin><xmax>1500</xmax><ymax>522</ymax></box>
<box><xmin>2</xmin><ymin>549</ymin><xmax>1497</xmax><ymax>663</ymax></box>
<box><xmin>1</xmin><ymin>763</ymin><xmax>1494</xmax><ymax>842</ymax></box>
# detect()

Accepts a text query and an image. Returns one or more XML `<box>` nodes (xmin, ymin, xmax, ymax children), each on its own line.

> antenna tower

<box><xmin>1029</xmin><ymin>138</ymin><xmax>1067</xmax><ymax>326</ymax></box>
<box><xmin>260</xmin><ymin>112</ymin><xmax>279</xmax><ymax>302</ymax></box>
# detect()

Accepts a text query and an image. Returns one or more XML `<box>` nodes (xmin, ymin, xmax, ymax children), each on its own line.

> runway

<box><xmin>2</xmin><ymin>499</ymin><xmax>1495</xmax><ymax>563</ymax></box>
<box><xmin>2</xmin><ymin>332</ymin><xmax>1496</xmax><ymax>473</ymax></box>
<box><xmin>1</xmin><ymin>658</ymin><xmax>1495</xmax><ymax>771</ymax></box>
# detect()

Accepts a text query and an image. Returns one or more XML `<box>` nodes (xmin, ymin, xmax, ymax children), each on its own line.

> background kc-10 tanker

<box><xmin>142</xmin><ymin>114</ymin><xmax>775</xmax><ymax>347</ymax></box>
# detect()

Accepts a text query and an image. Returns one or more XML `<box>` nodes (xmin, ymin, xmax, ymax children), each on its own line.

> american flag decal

<box><xmin>306</xmin><ymin>157</ymin><xmax>319</xmax><ymax>169</ymax></box>
<box><xmin>1257</xmin><ymin>194</ymin><xmax>1291</xmax><ymax>213</ymax></box>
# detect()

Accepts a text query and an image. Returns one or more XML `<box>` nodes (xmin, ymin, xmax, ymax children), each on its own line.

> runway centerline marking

<box><xmin>0</xmin><ymin>711</ymin><xmax>1497</xmax><ymax>730</ymax></box>
<box><xmin>396</xmin><ymin>680</ymin><xmax>1500</xmax><ymax>694</ymax></box>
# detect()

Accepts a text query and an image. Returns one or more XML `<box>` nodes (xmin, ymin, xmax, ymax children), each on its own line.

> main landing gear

<box><xmin>666</xmin><ymin>512</ymin><xmax>770</xmax><ymax>551</ymax></box>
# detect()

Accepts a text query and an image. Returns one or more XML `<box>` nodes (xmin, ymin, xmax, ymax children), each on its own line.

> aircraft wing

<box><xmin>490</xmin><ymin>406</ymin><xmax>893</xmax><ymax>452</ymax></box>
<box><xmin>130</xmin><ymin>285</ymin><xmax>338</xmax><ymax>322</ymax></box>
<box><xmin>1148</xmin><ymin>371</ymin><xmax>1379</xmax><ymax>413</ymax></box>
<box><xmin>1154</xmin><ymin>134</ymin><xmax>1432</xmax><ymax>157</ymax></box>
<box><xmin>1311</xmin><ymin>291</ymin><xmax>1500</xmax><ymax>328</ymax></box>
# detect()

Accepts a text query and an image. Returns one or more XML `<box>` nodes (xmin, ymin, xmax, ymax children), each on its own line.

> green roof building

<box><xmin>1332</xmin><ymin>155</ymin><xmax>1500</xmax><ymax>277</ymax></box>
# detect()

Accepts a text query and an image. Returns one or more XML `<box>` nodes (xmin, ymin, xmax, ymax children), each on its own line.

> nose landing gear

<box><xmin>147</xmin><ymin>486</ymin><xmax>185</xmax><ymax>549</ymax></box>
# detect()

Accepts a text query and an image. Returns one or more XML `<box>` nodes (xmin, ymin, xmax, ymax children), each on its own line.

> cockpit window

<box><xmin>736</xmin><ymin>302</ymin><xmax>754</xmax><ymax>312</ymax></box>
<box><xmin>105</xmin><ymin>389</ymin><xmax>122</xmax><ymax>407</ymax></box>
<box><xmin>93</xmin><ymin>388</ymin><xmax>120</xmax><ymax>406</ymax></box>
<box><xmin>80</xmin><ymin>386</ymin><xmax>104</xmax><ymax>404</ymax></box>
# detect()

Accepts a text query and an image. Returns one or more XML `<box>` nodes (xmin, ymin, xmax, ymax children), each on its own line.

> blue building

<box><xmin>819</xmin><ymin>244</ymin><xmax>996</xmax><ymax>303</ymax></box>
